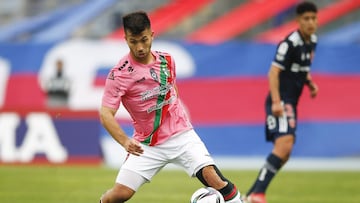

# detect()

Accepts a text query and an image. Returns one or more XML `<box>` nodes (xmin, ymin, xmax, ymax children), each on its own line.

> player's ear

<box><xmin>151</xmin><ymin>31</ymin><xmax>154</xmax><ymax>39</ymax></box>
<box><xmin>124</xmin><ymin>29</ymin><xmax>129</xmax><ymax>41</ymax></box>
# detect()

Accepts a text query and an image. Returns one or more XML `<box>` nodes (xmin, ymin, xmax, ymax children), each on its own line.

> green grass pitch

<box><xmin>0</xmin><ymin>165</ymin><xmax>359</xmax><ymax>203</ymax></box>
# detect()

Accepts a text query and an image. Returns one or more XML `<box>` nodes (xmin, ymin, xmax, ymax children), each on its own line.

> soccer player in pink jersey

<box><xmin>99</xmin><ymin>11</ymin><xmax>244</xmax><ymax>203</ymax></box>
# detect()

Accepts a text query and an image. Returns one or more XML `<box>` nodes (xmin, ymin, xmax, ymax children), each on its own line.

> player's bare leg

<box><xmin>272</xmin><ymin>135</ymin><xmax>294</xmax><ymax>163</ymax></box>
<box><xmin>200</xmin><ymin>165</ymin><xmax>227</xmax><ymax>189</ymax></box>
<box><xmin>100</xmin><ymin>183</ymin><xmax>135</xmax><ymax>203</ymax></box>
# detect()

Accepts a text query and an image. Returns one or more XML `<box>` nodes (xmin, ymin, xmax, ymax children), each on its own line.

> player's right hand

<box><xmin>272</xmin><ymin>102</ymin><xmax>284</xmax><ymax>117</ymax></box>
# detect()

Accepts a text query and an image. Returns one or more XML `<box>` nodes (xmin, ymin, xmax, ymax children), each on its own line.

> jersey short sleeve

<box><xmin>102</xmin><ymin>72</ymin><xmax>122</xmax><ymax>109</ymax></box>
<box><xmin>272</xmin><ymin>40</ymin><xmax>293</xmax><ymax>70</ymax></box>
<box><xmin>102</xmin><ymin>58</ymin><xmax>130</xmax><ymax>109</ymax></box>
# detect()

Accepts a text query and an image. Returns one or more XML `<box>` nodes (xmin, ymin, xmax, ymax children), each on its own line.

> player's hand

<box><xmin>308</xmin><ymin>82</ymin><xmax>319</xmax><ymax>98</ymax></box>
<box><xmin>272</xmin><ymin>102</ymin><xmax>284</xmax><ymax>117</ymax></box>
<box><xmin>124</xmin><ymin>138</ymin><xmax>144</xmax><ymax>156</ymax></box>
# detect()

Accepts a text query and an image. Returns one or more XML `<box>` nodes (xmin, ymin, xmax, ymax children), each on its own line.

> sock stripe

<box><xmin>223</xmin><ymin>187</ymin><xmax>238</xmax><ymax>201</ymax></box>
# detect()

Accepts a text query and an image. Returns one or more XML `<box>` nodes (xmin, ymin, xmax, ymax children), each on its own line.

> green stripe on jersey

<box><xmin>142</xmin><ymin>55</ymin><xmax>169</xmax><ymax>145</ymax></box>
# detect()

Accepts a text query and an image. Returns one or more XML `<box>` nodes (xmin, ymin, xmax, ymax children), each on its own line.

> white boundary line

<box><xmin>102</xmin><ymin>138</ymin><xmax>360</xmax><ymax>171</ymax></box>
<box><xmin>164</xmin><ymin>156</ymin><xmax>360</xmax><ymax>171</ymax></box>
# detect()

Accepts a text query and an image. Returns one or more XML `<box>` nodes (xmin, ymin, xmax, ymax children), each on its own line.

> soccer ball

<box><xmin>190</xmin><ymin>187</ymin><xmax>225</xmax><ymax>203</ymax></box>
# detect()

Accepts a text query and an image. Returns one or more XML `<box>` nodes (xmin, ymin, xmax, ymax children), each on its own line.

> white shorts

<box><xmin>115</xmin><ymin>129</ymin><xmax>215</xmax><ymax>191</ymax></box>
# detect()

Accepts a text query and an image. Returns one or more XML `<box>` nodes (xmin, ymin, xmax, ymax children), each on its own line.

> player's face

<box><xmin>125</xmin><ymin>28</ymin><xmax>154</xmax><ymax>64</ymax></box>
<box><xmin>297</xmin><ymin>11</ymin><xmax>317</xmax><ymax>39</ymax></box>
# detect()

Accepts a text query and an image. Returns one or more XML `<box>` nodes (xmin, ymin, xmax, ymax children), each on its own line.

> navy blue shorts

<box><xmin>265</xmin><ymin>101</ymin><xmax>297</xmax><ymax>142</ymax></box>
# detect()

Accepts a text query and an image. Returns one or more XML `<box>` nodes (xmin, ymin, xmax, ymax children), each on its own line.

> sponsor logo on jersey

<box><xmin>150</xmin><ymin>68</ymin><xmax>158</xmax><ymax>82</ymax></box>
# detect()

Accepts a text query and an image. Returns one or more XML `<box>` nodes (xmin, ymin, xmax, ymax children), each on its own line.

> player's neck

<box><xmin>299</xmin><ymin>30</ymin><xmax>312</xmax><ymax>43</ymax></box>
<box><xmin>131</xmin><ymin>52</ymin><xmax>155</xmax><ymax>65</ymax></box>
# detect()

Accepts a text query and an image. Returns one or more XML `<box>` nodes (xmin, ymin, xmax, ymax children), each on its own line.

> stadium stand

<box><xmin>106</xmin><ymin>0</ymin><xmax>213</xmax><ymax>40</ymax></box>
<box><xmin>321</xmin><ymin>21</ymin><xmax>360</xmax><ymax>44</ymax></box>
<box><xmin>31</xmin><ymin>0</ymin><xmax>116</xmax><ymax>42</ymax></box>
<box><xmin>186</xmin><ymin>0</ymin><xmax>298</xmax><ymax>44</ymax></box>
<box><xmin>256</xmin><ymin>0</ymin><xmax>360</xmax><ymax>43</ymax></box>
<box><xmin>1</xmin><ymin>0</ymin><xmax>359</xmax><ymax>43</ymax></box>
<box><xmin>0</xmin><ymin>4</ymin><xmax>81</xmax><ymax>42</ymax></box>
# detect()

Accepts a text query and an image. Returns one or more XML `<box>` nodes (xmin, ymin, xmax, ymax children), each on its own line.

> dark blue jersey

<box><xmin>270</xmin><ymin>30</ymin><xmax>317</xmax><ymax>105</ymax></box>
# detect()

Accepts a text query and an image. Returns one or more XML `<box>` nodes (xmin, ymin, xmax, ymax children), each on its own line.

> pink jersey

<box><xmin>102</xmin><ymin>51</ymin><xmax>193</xmax><ymax>146</ymax></box>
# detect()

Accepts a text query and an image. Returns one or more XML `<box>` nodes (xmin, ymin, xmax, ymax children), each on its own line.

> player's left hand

<box><xmin>308</xmin><ymin>82</ymin><xmax>319</xmax><ymax>98</ymax></box>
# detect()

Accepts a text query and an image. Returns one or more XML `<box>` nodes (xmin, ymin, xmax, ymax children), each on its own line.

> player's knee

<box><xmin>101</xmin><ymin>194</ymin><xmax>128</xmax><ymax>203</ymax></box>
<box><xmin>280</xmin><ymin>144</ymin><xmax>293</xmax><ymax>157</ymax></box>
<box><xmin>100</xmin><ymin>187</ymin><xmax>133</xmax><ymax>203</ymax></box>
<box><xmin>273</xmin><ymin>147</ymin><xmax>292</xmax><ymax>161</ymax></box>
<box><xmin>284</xmin><ymin>139</ymin><xmax>294</xmax><ymax>151</ymax></box>
<box><xmin>274</xmin><ymin>136</ymin><xmax>294</xmax><ymax>156</ymax></box>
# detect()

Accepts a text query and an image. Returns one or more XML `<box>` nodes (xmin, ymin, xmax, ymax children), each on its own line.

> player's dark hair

<box><xmin>296</xmin><ymin>1</ymin><xmax>317</xmax><ymax>15</ymax></box>
<box><xmin>122</xmin><ymin>11</ymin><xmax>151</xmax><ymax>35</ymax></box>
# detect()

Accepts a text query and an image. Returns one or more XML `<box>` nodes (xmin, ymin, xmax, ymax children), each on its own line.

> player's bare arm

<box><xmin>99</xmin><ymin>106</ymin><xmax>143</xmax><ymax>156</ymax></box>
<box><xmin>268</xmin><ymin>65</ymin><xmax>283</xmax><ymax>117</ymax></box>
<box><xmin>306</xmin><ymin>73</ymin><xmax>319</xmax><ymax>98</ymax></box>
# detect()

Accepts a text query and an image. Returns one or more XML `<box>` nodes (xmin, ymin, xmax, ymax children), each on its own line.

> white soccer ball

<box><xmin>190</xmin><ymin>187</ymin><xmax>225</xmax><ymax>203</ymax></box>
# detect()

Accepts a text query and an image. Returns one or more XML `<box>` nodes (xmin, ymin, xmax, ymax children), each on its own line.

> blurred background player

<box><xmin>44</xmin><ymin>59</ymin><xmax>71</xmax><ymax>108</ymax></box>
<box><xmin>245</xmin><ymin>2</ymin><xmax>319</xmax><ymax>203</ymax></box>
<box><xmin>99</xmin><ymin>11</ymin><xmax>244</xmax><ymax>203</ymax></box>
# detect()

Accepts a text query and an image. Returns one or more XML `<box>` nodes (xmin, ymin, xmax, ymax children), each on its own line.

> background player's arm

<box><xmin>306</xmin><ymin>73</ymin><xmax>319</xmax><ymax>98</ymax></box>
<box><xmin>99</xmin><ymin>106</ymin><xmax>143</xmax><ymax>156</ymax></box>
<box><xmin>268</xmin><ymin>65</ymin><xmax>283</xmax><ymax>117</ymax></box>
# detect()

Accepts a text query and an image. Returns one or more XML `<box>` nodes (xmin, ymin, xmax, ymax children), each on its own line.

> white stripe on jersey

<box><xmin>272</xmin><ymin>62</ymin><xmax>285</xmax><ymax>70</ymax></box>
<box><xmin>278</xmin><ymin>113</ymin><xmax>288</xmax><ymax>133</ymax></box>
<box><xmin>290</xmin><ymin>63</ymin><xmax>310</xmax><ymax>72</ymax></box>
